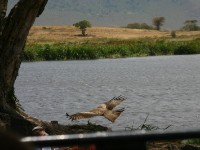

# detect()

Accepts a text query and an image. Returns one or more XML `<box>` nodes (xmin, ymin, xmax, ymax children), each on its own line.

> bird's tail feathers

<box><xmin>116</xmin><ymin>108</ymin><xmax>125</xmax><ymax>112</ymax></box>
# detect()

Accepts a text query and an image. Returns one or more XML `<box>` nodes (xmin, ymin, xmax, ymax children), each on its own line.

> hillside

<box><xmin>8</xmin><ymin>0</ymin><xmax>200</xmax><ymax>30</ymax></box>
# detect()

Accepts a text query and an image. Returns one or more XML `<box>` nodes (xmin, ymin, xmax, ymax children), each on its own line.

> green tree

<box><xmin>152</xmin><ymin>17</ymin><xmax>165</xmax><ymax>30</ymax></box>
<box><xmin>73</xmin><ymin>20</ymin><xmax>91</xmax><ymax>36</ymax></box>
<box><xmin>181</xmin><ymin>20</ymin><xmax>199</xmax><ymax>31</ymax></box>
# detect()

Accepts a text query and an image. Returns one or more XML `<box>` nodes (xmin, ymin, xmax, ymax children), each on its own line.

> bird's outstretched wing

<box><xmin>66</xmin><ymin>95</ymin><xmax>126</xmax><ymax>122</ymax></box>
<box><xmin>104</xmin><ymin>108</ymin><xmax>125</xmax><ymax>122</ymax></box>
<box><xmin>66</xmin><ymin>111</ymin><xmax>100</xmax><ymax>121</ymax></box>
<box><xmin>66</xmin><ymin>107</ymin><xmax>105</xmax><ymax>121</ymax></box>
<box><xmin>104</xmin><ymin>95</ymin><xmax>126</xmax><ymax>110</ymax></box>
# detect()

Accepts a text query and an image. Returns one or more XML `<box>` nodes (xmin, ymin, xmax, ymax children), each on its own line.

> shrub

<box><xmin>22</xmin><ymin>49</ymin><xmax>37</xmax><ymax>61</ymax></box>
<box><xmin>174</xmin><ymin>44</ymin><xmax>198</xmax><ymax>55</ymax></box>
<box><xmin>23</xmin><ymin>39</ymin><xmax>200</xmax><ymax>61</ymax></box>
<box><xmin>171</xmin><ymin>31</ymin><xmax>176</xmax><ymax>38</ymax></box>
<box><xmin>185</xmin><ymin>138</ymin><xmax>200</xmax><ymax>144</ymax></box>
<box><xmin>126</xmin><ymin>23</ymin><xmax>153</xmax><ymax>30</ymax></box>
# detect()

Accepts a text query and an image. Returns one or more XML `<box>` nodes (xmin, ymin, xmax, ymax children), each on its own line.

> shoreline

<box><xmin>24</xmin><ymin>26</ymin><xmax>200</xmax><ymax>61</ymax></box>
<box><xmin>23</xmin><ymin>38</ymin><xmax>200</xmax><ymax>61</ymax></box>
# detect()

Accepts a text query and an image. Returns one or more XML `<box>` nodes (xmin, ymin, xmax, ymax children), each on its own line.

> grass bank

<box><xmin>23</xmin><ymin>38</ymin><xmax>200</xmax><ymax>61</ymax></box>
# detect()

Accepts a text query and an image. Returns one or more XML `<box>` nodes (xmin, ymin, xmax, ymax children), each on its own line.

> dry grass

<box><xmin>27</xmin><ymin>26</ymin><xmax>200</xmax><ymax>43</ymax></box>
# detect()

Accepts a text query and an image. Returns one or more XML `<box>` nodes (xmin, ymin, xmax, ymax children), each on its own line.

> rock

<box><xmin>181</xmin><ymin>145</ymin><xmax>200</xmax><ymax>150</ymax></box>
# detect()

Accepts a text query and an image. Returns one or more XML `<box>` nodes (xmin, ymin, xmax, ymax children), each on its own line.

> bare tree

<box><xmin>152</xmin><ymin>17</ymin><xmax>165</xmax><ymax>30</ymax></box>
<box><xmin>0</xmin><ymin>0</ymin><xmax>48</xmax><ymax>116</ymax></box>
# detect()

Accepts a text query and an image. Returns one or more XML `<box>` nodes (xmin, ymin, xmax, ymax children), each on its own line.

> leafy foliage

<box><xmin>73</xmin><ymin>20</ymin><xmax>91</xmax><ymax>36</ymax></box>
<box><xmin>23</xmin><ymin>38</ymin><xmax>200</xmax><ymax>61</ymax></box>
<box><xmin>186</xmin><ymin>138</ymin><xmax>200</xmax><ymax>145</ymax></box>
<box><xmin>152</xmin><ymin>17</ymin><xmax>165</xmax><ymax>30</ymax></box>
<box><xmin>174</xmin><ymin>44</ymin><xmax>198</xmax><ymax>55</ymax></box>
<box><xmin>181</xmin><ymin>20</ymin><xmax>200</xmax><ymax>31</ymax></box>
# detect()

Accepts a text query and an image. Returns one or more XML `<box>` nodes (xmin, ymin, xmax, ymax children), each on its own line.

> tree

<box><xmin>152</xmin><ymin>17</ymin><xmax>165</xmax><ymax>30</ymax></box>
<box><xmin>73</xmin><ymin>20</ymin><xmax>91</xmax><ymax>36</ymax></box>
<box><xmin>0</xmin><ymin>0</ymin><xmax>108</xmax><ymax>136</ymax></box>
<box><xmin>181</xmin><ymin>20</ymin><xmax>199</xmax><ymax>31</ymax></box>
<box><xmin>126</xmin><ymin>22</ymin><xmax>153</xmax><ymax>30</ymax></box>
<box><xmin>0</xmin><ymin>0</ymin><xmax>48</xmax><ymax>115</ymax></box>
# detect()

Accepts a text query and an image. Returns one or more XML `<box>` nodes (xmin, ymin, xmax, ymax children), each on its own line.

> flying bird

<box><xmin>66</xmin><ymin>95</ymin><xmax>126</xmax><ymax>123</ymax></box>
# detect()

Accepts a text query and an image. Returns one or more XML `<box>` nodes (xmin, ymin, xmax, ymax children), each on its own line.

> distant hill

<box><xmin>8</xmin><ymin>0</ymin><xmax>200</xmax><ymax>29</ymax></box>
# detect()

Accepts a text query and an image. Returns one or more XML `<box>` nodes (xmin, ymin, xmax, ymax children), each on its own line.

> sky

<box><xmin>7</xmin><ymin>0</ymin><xmax>200</xmax><ymax>30</ymax></box>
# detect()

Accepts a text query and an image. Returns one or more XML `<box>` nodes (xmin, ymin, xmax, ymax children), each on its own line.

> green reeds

<box><xmin>23</xmin><ymin>39</ymin><xmax>200</xmax><ymax>61</ymax></box>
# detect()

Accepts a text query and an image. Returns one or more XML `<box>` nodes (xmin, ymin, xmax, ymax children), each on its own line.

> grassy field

<box><xmin>24</xmin><ymin>26</ymin><xmax>200</xmax><ymax>61</ymax></box>
<box><xmin>27</xmin><ymin>26</ymin><xmax>200</xmax><ymax>43</ymax></box>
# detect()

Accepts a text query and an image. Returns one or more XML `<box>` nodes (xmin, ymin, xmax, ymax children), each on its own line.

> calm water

<box><xmin>15</xmin><ymin>55</ymin><xmax>200</xmax><ymax>131</ymax></box>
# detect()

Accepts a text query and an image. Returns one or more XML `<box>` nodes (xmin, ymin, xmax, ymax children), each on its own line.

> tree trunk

<box><xmin>156</xmin><ymin>25</ymin><xmax>160</xmax><ymax>31</ymax></box>
<box><xmin>0</xmin><ymin>0</ymin><xmax>109</xmax><ymax>136</ymax></box>
<box><xmin>0</xmin><ymin>0</ymin><xmax>48</xmax><ymax>113</ymax></box>
<box><xmin>0</xmin><ymin>0</ymin><xmax>9</xmax><ymax>112</ymax></box>
<box><xmin>82</xmin><ymin>28</ymin><xmax>86</xmax><ymax>36</ymax></box>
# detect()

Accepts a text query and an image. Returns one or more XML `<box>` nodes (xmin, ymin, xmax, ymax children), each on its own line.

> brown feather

<box><xmin>66</xmin><ymin>96</ymin><xmax>126</xmax><ymax>122</ymax></box>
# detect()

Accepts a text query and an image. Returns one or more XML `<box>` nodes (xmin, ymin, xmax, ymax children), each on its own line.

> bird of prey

<box><xmin>66</xmin><ymin>95</ymin><xmax>126</xmax><ymax>123</ymax></box>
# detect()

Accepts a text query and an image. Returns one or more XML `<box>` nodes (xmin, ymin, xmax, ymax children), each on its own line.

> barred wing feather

<box><xmin>104</xmin><ymin>95</ymin><xmax>126</xmax><ymax>110</ymax></box>
<box><xmin>66</xmin><ymin>95</ymin><xmax>126</xmax><ymax>122</ymax></box>
<box><xmin>67</xmin><ymin>111</ymin><xmax>100</xmax><ymax>121</ymax></box>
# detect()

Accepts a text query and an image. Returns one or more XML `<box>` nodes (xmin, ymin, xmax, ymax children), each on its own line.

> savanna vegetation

<box><xmin>152</xmin><ymin>17</ymin><xmax>165</xmax><ymax>31</ymax></box>
<box><xmin>126</xmin><ymin>17</ymin><xmax>165</xmax><ymax>30</ymax></box>
<box><xmin>181</xmin><ymin>20</ymin><xmax>200</xmax><ymax>31</ymax></box>
<box><xmin>126</xmin><ymin>22</ymin><xmax>153</xmax><ymax>30</ymax></box>
<box><xmin>23</xmin><ymin>38</ymin><xmax>200</xmax><ymax>61</ymax></box>
<box><xmin>23</xmin><ymin>17</ymin><xmax>200</xmax><ymax>62</ymax></box>
<box><xmin>73</xmin><ymin>20</ymin><xmax>91</xmax><ymax>36</ymax></box>
<box><xmin>23</xmin><ymin>25</ymin><xmax>200</xmax><ymax>62</ymax></box>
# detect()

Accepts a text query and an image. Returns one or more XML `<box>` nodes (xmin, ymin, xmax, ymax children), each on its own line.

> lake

<box><xmin>15</xmin><ymin>55</ymin><xmax>200</xmax><ymax>131</ymax></box>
